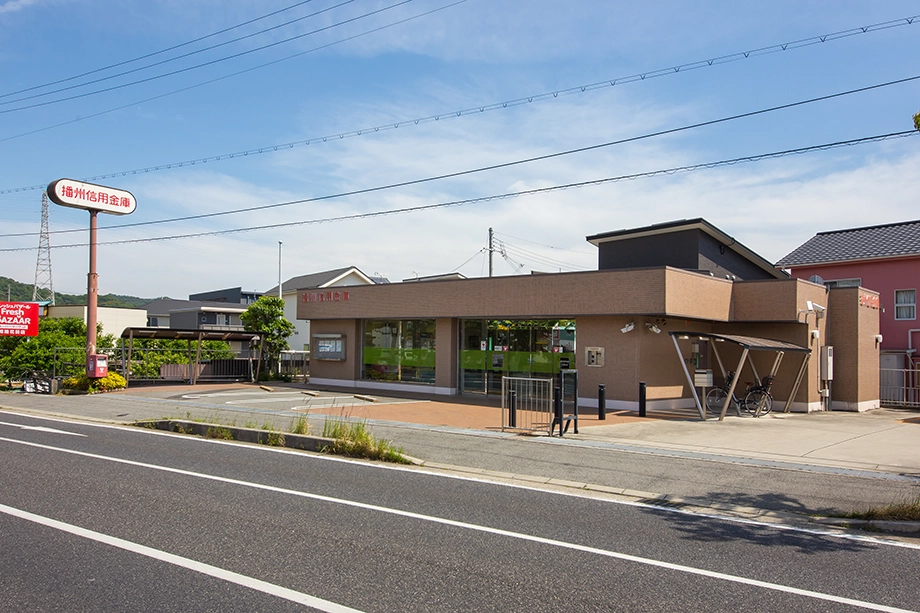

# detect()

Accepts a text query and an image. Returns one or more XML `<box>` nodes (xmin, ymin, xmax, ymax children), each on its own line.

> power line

<box><xmin>2</xmin><ymin>130</ymin><xmax>914</xmax><ymax>252</ymax></box>
<box><xmin>0</xmin><ymin>0</ymin><xmax>320</xmax><ymax>100</ymax></box>
<box><xmin>0</xmin><ymin>12</ymin><xmax>914</xmax><ymax>191</ymax></box>
<box><xmin>0</xmin><ymin>0</ymin><xmax>356</xmax><ymax>107</ymax></box>
<box><xmin>0</xmin><ymin>0</ymin><xmax>469</xmax><ymax>148</ymax></box>
<box><xmin>3</xmin><ymin>74</ymin><xmax>915</xmax><ymax>239</ymax></box>
<box><xmin>493</xmin><ymin>231</ymin><xmax>594</xmax><ymax>256</ymax></box>
<box><xmin>0</xmin><ymin>0</ymin><xmax>412</xmax><ymax>114</ymax></box>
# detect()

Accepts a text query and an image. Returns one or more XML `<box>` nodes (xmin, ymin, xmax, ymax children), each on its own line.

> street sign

<box><xmin>47</xmin><ymin>178</ymin><xmax>136</xmax><ymax>215</ymax></box>
<box><xmin>0</xmin><ymin>302</ymin><xmax>39</xmax><ymax>337</ymax></box>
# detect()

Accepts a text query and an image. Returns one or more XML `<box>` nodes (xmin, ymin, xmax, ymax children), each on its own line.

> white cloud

<box><xmin>0</xmin><ymin>0</ymin><xmax>40</xmax><ymax>16</ymax></box>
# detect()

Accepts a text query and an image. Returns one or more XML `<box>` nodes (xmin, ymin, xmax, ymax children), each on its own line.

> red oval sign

<box><xmin>47</xmin><ymin>178</ymin><xmax>136</xmax><ymax>215</ymax></box>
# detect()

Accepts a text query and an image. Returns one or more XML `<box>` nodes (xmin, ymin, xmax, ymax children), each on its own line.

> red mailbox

<box><xmin>86</xmin><ymin>354</ymin><xmax>108</xmax><ymax>379</ymax></box>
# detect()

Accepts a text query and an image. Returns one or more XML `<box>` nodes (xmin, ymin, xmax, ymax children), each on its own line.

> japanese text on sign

<box><xmin>0</xmin><ymin>302</ymin><xmax>39</xmax><ymax>337</ymax></box>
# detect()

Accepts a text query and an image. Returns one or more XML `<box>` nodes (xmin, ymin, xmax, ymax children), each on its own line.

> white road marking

<box><xmin>1</xmin><ymin>436</ymin><xmax>916</xmax><ymax>613</ymax></box>
<box><xmin>1</xmin><ymin>410</ymin><xmax>917</xmax><ymax>551</ymax></box>
<box><xmin>180</xmin><ymin>391</ymin><xmax>304</xmax><ymax>399</ymax></box>
<box><xmin>0</xmin><ymin>421</ymin><xmax>86</xmax><ymax>437</ymax></box>
<box><xmin>0</xmin><ymin>503</ymin><xmax>364</xmax><ymax>613</ymax></box>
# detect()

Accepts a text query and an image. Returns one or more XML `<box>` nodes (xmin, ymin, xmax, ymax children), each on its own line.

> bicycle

<box><xmin>705</xmin><ymin>372</ymin><xmax>773</xmax><ymax>416</ymax></box>
<box><xmin>742</xmin><ymin>375</ymin><xmax>774</xmax><ymax>416</ymax></box>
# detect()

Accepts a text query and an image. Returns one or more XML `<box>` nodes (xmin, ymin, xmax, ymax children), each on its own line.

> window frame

<box><xmin>894</xmin><ymin>289</ymin><xmax>916</xmax><ymax>321</ymax></box>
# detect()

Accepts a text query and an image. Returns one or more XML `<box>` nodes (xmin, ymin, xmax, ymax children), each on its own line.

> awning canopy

<box><xmin>120</xmin><ymin>327</ymin><xmax>260</xmax><ymax>342</ymax></box>
<box><xmin>669</xmin><ymin>332</ymin><xmax>810</xmax><ymax>353</ymax></box>
<box><xmin>669</xmin><ymin>331</ymin><xmax>811</xmax><ymax>420</ymax></box>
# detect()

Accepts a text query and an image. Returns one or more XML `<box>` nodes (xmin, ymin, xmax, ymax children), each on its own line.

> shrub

<box><xmin>62</xmin><ymin>371</ymin><xmax>128</xmax><ymax>394</ymax></box>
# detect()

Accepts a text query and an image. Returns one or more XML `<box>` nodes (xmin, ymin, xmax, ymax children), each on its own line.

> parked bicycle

<box><xmin>705</xmin><ymin>371</ymin><xmax>773</xmax><ymax>416</ymax></box>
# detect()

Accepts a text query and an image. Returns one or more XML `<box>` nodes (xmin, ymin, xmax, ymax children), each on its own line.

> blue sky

<box><xmin>1</xmin><ymin>0</ymin><xmax>918</xmax><ymax>299</ymax></box>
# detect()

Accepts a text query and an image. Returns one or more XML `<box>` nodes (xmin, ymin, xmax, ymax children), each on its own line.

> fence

<box><xmin>880</xmin><ymin>368</ymin><xmax>920</xmax><ymax>408</ymax></box>
<box><xmin>501</xmin><ymin>376</ymin><xmax>554</xmax><ymax>433</ymax></box>
<box><xmin>279</xmin><ymin>351</ymin><xmax>309</xmax><ymax>381</ymax></box>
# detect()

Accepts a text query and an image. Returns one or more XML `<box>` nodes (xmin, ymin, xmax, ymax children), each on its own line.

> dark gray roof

<box><xmin>776</xmin><ymin>219</ymin><xmax>920</xmax><ymax>267</ymax></box>
<box><xmin>669</xmin><ymin>332</ymin><xmax>810</xmax><ymax>353</ymax></box>
<box><xmin>265</xmin><ymin>266</ymin><xmax>378</xmax><ymax>294</ymax></box>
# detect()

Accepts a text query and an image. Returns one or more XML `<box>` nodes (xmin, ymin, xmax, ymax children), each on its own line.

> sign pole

<box><xmin>46</xmin><ymin>178</ymin><xmax>137</xmax><ymax>379</ymax></box>
<box><xmin>86</xmin><ymin>209</ymin><xmax>98</xmax><ymax>358</ymax></box>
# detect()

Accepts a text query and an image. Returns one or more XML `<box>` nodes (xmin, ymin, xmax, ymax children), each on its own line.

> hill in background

<box><xmin>0</xmin><ymin>276</ymin><xmax>169</xmax><ymax>308</ymax></box>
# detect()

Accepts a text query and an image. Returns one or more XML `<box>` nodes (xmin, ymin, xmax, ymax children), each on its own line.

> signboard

<box><xmin>0</xmin><ymin>302</ymin><xmax>39</xmax><ymax>337</ymax></box>
<box><xmin>47</xmin><ymin>178</ymin><xmax>136</xmax><ymax>215</ymax></box>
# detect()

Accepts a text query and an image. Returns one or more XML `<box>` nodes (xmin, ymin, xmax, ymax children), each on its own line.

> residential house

<box><xmin>776</xmin><ymin>219</ymin><xmax>919</xmax><ymax>371</ymax></box>
<box><xmin>265</xmin><ymin>266</ymin><xmax>384</xmax><ymax>352</ymax></box>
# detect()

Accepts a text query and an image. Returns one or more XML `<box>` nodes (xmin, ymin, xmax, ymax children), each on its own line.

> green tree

<box><xmin>0</xmin><ymin>317</ymin><xmax>114</xmax><ymax>381</ymax></box>
<box><xmin>240</xmin><ymin>296</ymin><xmax>295</xmax><ymax>376</ymax></box>
<box><xmin>914</xmin><ymin>111</ymin><xmax>920</xmax><ymax>132</ymax></box>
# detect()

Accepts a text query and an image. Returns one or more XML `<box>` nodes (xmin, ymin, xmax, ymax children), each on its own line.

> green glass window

<box><xmin>363</xmin><ymin>319</ymin><xmax>436</xmax><ymax>384</ymax></box>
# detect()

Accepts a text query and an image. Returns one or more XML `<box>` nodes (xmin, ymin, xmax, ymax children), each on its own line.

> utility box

<box><xmin>694</xmin><ymin>369</ymin><xmax>713</xmax><ymax>388</ymax></box>
<box><xmin>820</xmin><ymin>346</ymin><xmax>834</xmax><ymax>381</ymax></box>
<box><xmin>86</xmin><ymin>354</ymin><xmax>108</xmax><ymax>379</ymax></box>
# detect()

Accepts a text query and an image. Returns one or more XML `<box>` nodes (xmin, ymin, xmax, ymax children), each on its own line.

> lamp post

<box><xmin>278</xmin><ymin>241</ymin><xmax>283</xmax><ymax>299</ymax></box>
<box><xmin>277</xmin><ymin>240</ymin><xmax>283</xmax><ymax>376</ymax></box>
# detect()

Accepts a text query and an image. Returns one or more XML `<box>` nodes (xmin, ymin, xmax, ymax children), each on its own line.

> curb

<box><xmin>138</xmin><ymin>419</ymin><xmax>334</xmax><ymax>452</ymax></box>
<box><xmin>135</xmin><ymin>419</ymin><xmax>425</xmax><ymax>465</ymax></box>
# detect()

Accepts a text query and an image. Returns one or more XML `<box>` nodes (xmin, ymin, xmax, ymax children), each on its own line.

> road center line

<box><xmin>0</xmin><ymin>420</ymin><xmax>86</xmax><ymax>437</ymax></box>
<box><xmin>1</xmin><ymin>436</ymin><xmax>916</xmax><ymax>613</ymax></box>
<box><xmin>0</xmin><ymin>502</ymin><xmax>364</xmax><ymax>613</ymax></box>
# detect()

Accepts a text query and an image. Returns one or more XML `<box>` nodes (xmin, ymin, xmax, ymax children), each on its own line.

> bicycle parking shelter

<box><xmin>669</xmin><ymin>331</ymin><xmax>812</xmax><ymax>421</ymax></box>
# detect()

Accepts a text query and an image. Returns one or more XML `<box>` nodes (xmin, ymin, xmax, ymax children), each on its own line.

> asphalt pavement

<box><xmin>1</xmin><ymin>382</ymin><xmax>918</xmax><ymax>531</ymax></box>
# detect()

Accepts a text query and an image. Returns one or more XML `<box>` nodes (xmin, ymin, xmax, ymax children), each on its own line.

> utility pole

<box><xmin>488</xmin><ymin>227</ymin><xmax>494</xmax><ymax>278</ymax></box>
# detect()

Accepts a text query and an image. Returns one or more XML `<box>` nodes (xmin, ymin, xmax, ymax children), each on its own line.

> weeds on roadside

<box><xmin>322</xmin><ymin>418</ymin><xmax>409</xmax><ymax>464</ymax></box>
<box><xmin>291</xmin><ymin>413</ymin><xmax>310</xmax><ymax>435</ymax></box>
<box><xmin>206</xmin><ymin>426</ymin><xmax>233</xmax><ymax>440</ymax></box>
<box><xmin>841</xmin><ymin>496</ymin><xmax>920</xmax><ymax>522</ymax></box>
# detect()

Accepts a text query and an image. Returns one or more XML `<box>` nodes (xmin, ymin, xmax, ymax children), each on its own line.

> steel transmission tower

<box><xmin>32</xmin><ymin>191</ymin><xmax>55</xmax><ymax>304</ymax></box>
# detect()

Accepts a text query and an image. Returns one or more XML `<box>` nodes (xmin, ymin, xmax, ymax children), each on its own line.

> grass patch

<box><xmin>322</xmin><ymin>418</ymin><xmax>409</xmax><ymax>464</ymax></box>
<box><xmin>263</xmin><ymin>430</ymin><xmax>285</xmax><ymax>447</ymax></box>
<box><xmin>291</xmin><ymin>413</ymin><xmax>310</xmax><ymax>435</ymax></box>
<box><xmin>206</xmin><ymin>426</ymin><xmax>234</xmax><ymax>440</ymax></box>
<box><xmin>840</xmin><ymin>497</ymin><xmax>920</xmax><ymax>522</ymax></box>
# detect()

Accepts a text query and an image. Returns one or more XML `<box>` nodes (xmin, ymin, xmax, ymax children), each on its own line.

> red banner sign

<box><xmin>0</xmin><ymin>302</ymin><xmax>39</xmax><ymax>337</ymax></box>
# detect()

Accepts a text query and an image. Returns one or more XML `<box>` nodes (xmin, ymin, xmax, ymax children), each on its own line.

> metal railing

<box><xmin>880</xmin><ymin>368</ymin><xmax>920</xmax><ymax>408</ymax></box>
<box><xmin>279</xmin><ymin>350</ymin><xmax>309</xmax><ymax>381</ymax></box>
<box><xmin>501</xmin><ymin>376</ymin><xmax>553</xmax><ymax>433</ymax></box>
<box><xmin>120</xmin><ymin>346</ymin><xmax>254</xmax><ymax>384</ymax></box>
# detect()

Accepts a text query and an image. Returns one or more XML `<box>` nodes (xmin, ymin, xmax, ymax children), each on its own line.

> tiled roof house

<box><xmin>776</xmin><ymin>220</ymin><xmax>920</xmax><ymax>361</ymax></box>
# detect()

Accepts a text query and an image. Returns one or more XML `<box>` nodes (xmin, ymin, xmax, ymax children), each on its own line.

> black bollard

<box><xmin>639</xmin><ymin>381</ymin><xmax>647</xmax><ymax>417</ymax></box>
<box><xmin>509</xmin><ymin>389</ymin><xmax>517</xmax><ymax>428</ymax></box>
<box><xmin>598</xmin><ymin>384</ymin><xmax>606</xmax><ymax>420</ymax></box>
<box><xmin>553</xmin><ymin>385</ymin><xmax>563</xmax><ymax>436</ymax></box>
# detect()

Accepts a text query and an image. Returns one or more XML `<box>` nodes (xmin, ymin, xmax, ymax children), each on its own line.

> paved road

<box><xmin>2</xmin><ymin>412</ymin><xmax>919</xmax><ymax>612</ymax></box>
<box><xmin>2</xmin><ymin>387</ymin><xmax>918</xmax><ymax>519</ymax></box>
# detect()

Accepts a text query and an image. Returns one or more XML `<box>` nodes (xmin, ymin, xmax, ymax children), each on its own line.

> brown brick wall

<box><xmin>309</xmin><ymin>319</ymin><xmax>361</xmax><ymax>382</ymax></box>
<box><xmin>827</xmin><ymin>287</ymin><xmax>880</xmax><ymax>409</ymax></box>
<box><xmin>299</xmin><ymin>268</ymin><xmax>737</xmax><ymax>322</ymax></box>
